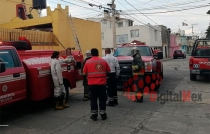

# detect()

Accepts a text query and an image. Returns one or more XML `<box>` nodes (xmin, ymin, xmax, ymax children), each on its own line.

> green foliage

<box><xmin>206</xmin><ymin>26</ymin><xmax>210</xmax><ymax>38</ymax></box>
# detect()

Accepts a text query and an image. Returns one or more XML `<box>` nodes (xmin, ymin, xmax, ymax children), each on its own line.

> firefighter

<box><xmin>81</xmin><ymin>50</ymin><xmax>92</xmax><ymax>101</ymax></box>
<box><xmin>50</xmin><ymin>51</ymin><xmax>69</xmax><ymax>110</ymax></box>
<box><xmin>83</xmin><ymin>48</ymin><xmax>111</xmax><ymax>121</ymax></box>
<box><xmin>103</xmin><ymin>48</ymin><xmax>120</xmax><ymax>106</ymax></box>
<box><xmin>131</xmin><ymin>47</ymin><xmax>145</xmax><ymax>103</ymax></box>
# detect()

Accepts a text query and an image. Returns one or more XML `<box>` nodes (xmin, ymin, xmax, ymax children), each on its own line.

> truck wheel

<box><xmin>190</xmin><ymin>73</ymin><xmax>196</xmax><ymax>81</ymax></box>
<box><xmin>160</xmin><ymin>71</ymin><xmax>163</xmax><ymax>79</ymax></box>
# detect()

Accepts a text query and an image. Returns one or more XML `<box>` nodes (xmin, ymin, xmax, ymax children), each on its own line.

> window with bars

<box><xmin>117</xmin><ymin>22</ymin><xmax>123</xmax><ymax>27</ymax></box>
<box><xmin>130</xmin><ymin>29</ymin><xmax>139</xmax><ymax>38</ymax></box>
<box><xmin>128</xmin><ymin>21</ymin><xmax>133</xmax><ymax>26</ymax></box>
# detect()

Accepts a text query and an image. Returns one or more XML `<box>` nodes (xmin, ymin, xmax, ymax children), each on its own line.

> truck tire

<box><xmin>190</xmin><ymin>73</ymin><xmax>196</xmax><ymax>81</ymax></box>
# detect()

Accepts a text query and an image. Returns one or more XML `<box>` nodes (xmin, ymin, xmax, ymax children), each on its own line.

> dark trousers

<box><xmin>84</xmin><ymin>86</ymin><xmax>89</xmax><ymax>98</ymax></box>
<box><xmin>89</xmin><ymin>85</ymin><xmax>107</xmax><ymax>115</ymax></box>
<box><xmin>107</xmin><ymin>73</ymin><xmax>118</xmax><ymax>104</ymax></box>
<box><xmin>134</xmin><ymin>75</ymin><xmax>144</xmax><ymax>102</ymax></box>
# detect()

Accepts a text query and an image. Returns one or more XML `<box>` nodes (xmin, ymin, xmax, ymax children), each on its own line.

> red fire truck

<box><xmin>189</xmin><ymin>39</ymin><xmax>210</xmax><ymax>81</ymax></box>
<box><xmin>0</xmin><ymin>41</ymin><xmax>81</xmax><ymax>107</ymax></box>
<box><xmin>114</xmin><ymin>40</ymin><xmax>163</xmax><ymax>92</ymax></box>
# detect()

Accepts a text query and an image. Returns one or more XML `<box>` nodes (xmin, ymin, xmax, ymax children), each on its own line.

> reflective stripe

<box><xmin>108</xmin><ymin>97</ymin><xmax>114</xmax><ymax>101</ymax></box>
<box><xmin>100</xmin><ymin>110</ymin><xmax>106</xmax><ymax>114</ymax></box>
<box><xmin>87</xmin><ymin>72</ymin><xmax>107</xmax><ymax>78</ymax></box>
<box><xmin>38</xmin><ymin>67</ymin><xmax>67</xmax><ymax>78</ymax></box>
<box><xmin>88</xmin><ymin>72</ymin><xmax>106</xmax><ymax>74</ymax></box>
<box><xmin>91</xmin><ymin>110</ymin><xmax>98</xmax><ymax>114</ymax></box>
<box><xmin>133</xmin><ymin>72</ymin><xmax>144</xmax><ymax>75</ymax></box>
<box><xmin>0</xmin><ymin>73</ymin><xmax>26</xmax><ymax>83</ymax></box>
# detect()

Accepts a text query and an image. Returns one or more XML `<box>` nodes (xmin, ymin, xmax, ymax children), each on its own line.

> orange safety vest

<box><xmin>83</xmin><ymin>57</ymin><xmax>110</xmax><ymax>85</ymax></box>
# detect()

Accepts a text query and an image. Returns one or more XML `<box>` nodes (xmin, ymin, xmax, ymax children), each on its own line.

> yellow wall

<box><xmin>0</xmin><ymin>0</ymin><xmax>39</xmax><ymax>24</ymax></box>
<box><xmin>0</xmin><ymin>4</ymin><xmax>102</xmax><ymax>57</ymax></box>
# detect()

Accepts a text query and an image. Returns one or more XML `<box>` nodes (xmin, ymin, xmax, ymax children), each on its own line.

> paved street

<box><xmin>0</xmin><ymin>57</ymin><xmax>210</xmax><ymax>134</ymax></box>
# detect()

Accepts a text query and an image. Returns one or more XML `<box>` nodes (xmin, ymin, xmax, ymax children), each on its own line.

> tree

<box><xmin>205</xmin><ymin>26</ymin><xmax>210</xmax><ymax>38</ymax></box>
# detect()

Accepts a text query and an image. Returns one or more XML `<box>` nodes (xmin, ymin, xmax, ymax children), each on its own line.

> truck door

<box><xmin>0</xmin><ymin>49</ymin><xmax>26</xmax><ymax>106</ymax></box>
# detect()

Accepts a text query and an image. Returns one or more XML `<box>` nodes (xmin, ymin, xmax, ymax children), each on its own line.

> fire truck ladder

<box><xmin>68</xmin><ymin>14</ymin><xmax>82</xmax><ymax>53</ymax></box>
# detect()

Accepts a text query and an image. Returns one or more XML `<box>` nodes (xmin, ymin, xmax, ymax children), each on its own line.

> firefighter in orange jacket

<box><xmin>131</xmin><ymin>47</ymin><xmax>145</xmax><ymax>103</ymax></box>
<box><xmin>83</xmin><ymin>48</ymin><xmax>111</xmax><ymax>121</ymax></box>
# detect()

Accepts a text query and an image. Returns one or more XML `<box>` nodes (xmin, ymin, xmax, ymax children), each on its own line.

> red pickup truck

<box><xmin>114</xmin><ymin>40</ymin><xmax>163</xmax><ymax>92</ymax></box>
<box><xmin>189</xmin><ymin>39</ymin><xmax>210</xmax><ymax>81</ymax></box>
<box><xmin>0</xmin><ymin>41</ymin><xmax>79</xmax><ymax>107</ymax></box>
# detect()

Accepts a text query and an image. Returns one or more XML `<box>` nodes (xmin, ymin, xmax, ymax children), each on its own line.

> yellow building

<box><xmin>0</xmin><ymin>1</ymin><xmax>102</xmax><ymax>56</ymax></box>
<box><xmin>0</xmin><ymin>0</ymin><xmax>39</xmax><ymax>24</ymax></box>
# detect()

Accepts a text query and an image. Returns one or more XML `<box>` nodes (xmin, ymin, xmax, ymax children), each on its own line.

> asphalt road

<box><xmin>0</xmin><ymin>57</ymin><xmax>210</xmax><ymax>134</ymax></box>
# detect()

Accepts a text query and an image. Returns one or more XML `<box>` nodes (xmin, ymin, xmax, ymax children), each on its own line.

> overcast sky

<box><xmin>42</xmin><ymin>0</ymin><xmax>210</xmax><ymax>37</ymax></box>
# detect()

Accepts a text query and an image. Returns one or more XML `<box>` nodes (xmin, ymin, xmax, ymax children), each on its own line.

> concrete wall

<box><xmin>117</xmin><ymin>25</ymin><xmax>162</xmax><ymax>47</ymax></box>
<box><xmin>101</xmin><ymin>24</ymin><xmax>162</xmax><ymax>55</ymax></box>
<box><xmin>169</xmin><ymin>34</ymin><xmax>179</xmax><ymax>58</ymax></box>
<box><xmin>180</xmin><ymin>36</ymin><xmax>187</xmax><ymax>53</ymax></box>
<box><xmin>0</xmin><ymin>0</ymin><xmax>39</xmax><ymax>24</ymax></box>
<box><xmin>159</xmin><ymin>25</ymin><xmax>169</xmax><ymax>58</ymax></box>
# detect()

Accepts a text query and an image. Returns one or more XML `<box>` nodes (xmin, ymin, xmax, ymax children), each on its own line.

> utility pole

<box><xmin>108</xmin><ymin>0</ymin><xmax>117</xmax><ymax>49</ymax></box>
<box><xmin>191</xmin><ymin>23</ymin><xmax>198</xmax><ymax>36</ymax></box>
<box><xmin>90</xmin><ymin>1</ymin><xmax>121</xmax><ymax>50</ymax></box>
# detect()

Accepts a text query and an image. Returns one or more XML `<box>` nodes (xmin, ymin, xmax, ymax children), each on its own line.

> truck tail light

<box><xmin>189</xmin><ymin>59</ymin><xmax>193</xmax><ymax>67</ymax></box>
<box><xmin>145</xmin><ymin>62</ymin><xmax>152</xmax><ymax>72</ymax></box>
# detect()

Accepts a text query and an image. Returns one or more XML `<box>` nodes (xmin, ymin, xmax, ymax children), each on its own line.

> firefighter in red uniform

<box><xmin>83</xmin><ymin>48</ymin><xmax>111</xmax><ymax>121</ymax></box>
<box><xmin>131</xmin><ymin>47</ymin><xmax>145</xmax><ymax>103</ymax></box>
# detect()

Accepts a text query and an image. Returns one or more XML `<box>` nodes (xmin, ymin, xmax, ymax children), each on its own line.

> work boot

<box><xmin>63</xmin><ymin>100</ymin><xmax>69</xmax><ymax>108</ymax></box>
<box><xmin>101</xmin><ymin>113</ymin><xmax>107</xmax><ymax>120</ymax></box>
<box><xmin>90</xmin><ymin>114</ymin><xmax>98</xmax><ymax>121</ymax></box>
<box><xmin>83</xmin><ymin>97</ymin><xmax>89</xmax><ymax>101</ymax></box>
<box><xmin>114</xmin><ymin>99</ymin><xmax>118</xmax><ymax>105</ymax></box>
<box><xmin>106</xmin><ymin>101</ymin><xmax>114</xmax><ymax>107</ymax></box>
<box><xmin>136</xmin><ymin>96</ymin><xmax>143</xmax><ymax>103</ymax></box>
<box><xmin>55</xmin><ymin>101</ymin><xmax>64</xmax><ymax>110</ymax></box>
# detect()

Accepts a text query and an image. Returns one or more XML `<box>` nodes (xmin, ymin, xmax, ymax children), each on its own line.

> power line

<box><xmin>121</xmin><ymin>4</ymin><xmax>210</xmax><ymax>15</ymax></box>
<box><xmin>124</xmin><ymin>0</ymin><xmax>159</xmax><ymax>25</ymax></box>
<box><xmin>120</xmin><ymin>0</ymin><xmax>208</xmax><ymax>11</ymax></box>
<box><xmin>116</xmin><ymin>0</ymin><xmax>161</xmax><ymax>32</ymax></box>
<box><xmin>158</xmin><ymin>0</ymin><xmax>186</xmax><ymax>22</ymax></box>
<box><xmin>55</xmin><ymin>0</ymin><xmax>102</xmax><ymax>12</ymax></box>
<box><xmin>117</xmin><ymin>0</ymin><xmax>149</xmax><ymax>25</ymax></box>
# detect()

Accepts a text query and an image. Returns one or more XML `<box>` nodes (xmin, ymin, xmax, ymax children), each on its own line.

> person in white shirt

<box><xmin>103</xmin><ymin>48</ymin><xmax>120</xmax><ymax>106</ymax></box>
<box><xmin>50</xmin><ymin>51</ymin><xmax>70</xmax><ymax>110</ymax></box>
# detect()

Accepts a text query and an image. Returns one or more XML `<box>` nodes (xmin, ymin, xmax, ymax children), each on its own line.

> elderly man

<box><xmin>103</xmin><ymin>48</ymin><xmax>120</xmax><ymax>106</ymax></box>
<box><xmin>131</xmin><ymin>47</ymin><xmax>145</xmax><ymax>103</ymax></box>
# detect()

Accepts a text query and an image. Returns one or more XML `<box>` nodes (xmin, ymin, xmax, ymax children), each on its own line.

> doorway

<box><xmin>165</xmin><ymin>46</ymin><xmax>167</xmax><ymax>58</ymax></box>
